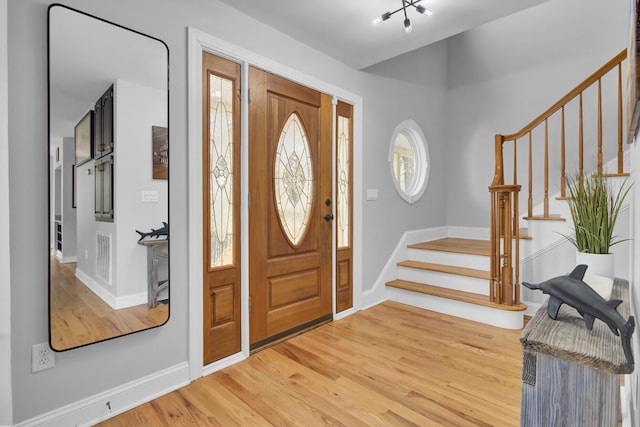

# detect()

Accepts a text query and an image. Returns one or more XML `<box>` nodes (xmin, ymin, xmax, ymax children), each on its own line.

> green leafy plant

<box><xmin>562</xmin><ymin>173</ymin><xmax>632</xmax><ymax>254</ymax></box>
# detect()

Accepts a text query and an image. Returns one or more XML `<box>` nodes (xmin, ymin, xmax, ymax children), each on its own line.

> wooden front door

<box><xmin>248</xmin><ymin>67</ymin><xmax>333</xmax><ymax>348</ymax></box>
<box><xmin>202</xmin><ymin>52</ymin><xmax>241</xmax><ymax>364</ymax></box>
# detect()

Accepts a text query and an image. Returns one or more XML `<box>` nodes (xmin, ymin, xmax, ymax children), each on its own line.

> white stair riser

<box><xmin>407</xmin><ymin>248</ymin><xmax>490</xmax><ymax>270</ymax></box>
<box><xmin>387</xmin><ymin>287</ymin><xmax>523</xmax><ymax>329</ymax></box>
<box><xmin>397</xmin><ymin>267</ymin><xmax>489</xmax><ymax>295</ymax></box>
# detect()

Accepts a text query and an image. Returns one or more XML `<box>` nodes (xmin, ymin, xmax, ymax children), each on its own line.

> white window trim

<box><xmin>388</xmin><ymin>119</ymin><xmax>430</xmax><ymax>204</ymax></box>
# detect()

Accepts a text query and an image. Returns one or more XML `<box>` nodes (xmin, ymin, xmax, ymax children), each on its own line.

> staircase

<box><xmin>385</xmin><ymin>49</ymin><xmax>631</xmax><ymax>330</ymax></box>
<box><xmin>386</xmin><ymin>237</ymin><xmax>526</xmax><ymax>329</ymax></box>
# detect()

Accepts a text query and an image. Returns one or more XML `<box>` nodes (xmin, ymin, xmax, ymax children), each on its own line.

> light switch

<box><xmin>141</xmin><ymin>190</ymin><xmax>159</xmax><ymax>203</ymax></box>
<box><xmin>367</xmin><ymin>189</ymin><xmax>378</xmax><ymax>201</ymax></box>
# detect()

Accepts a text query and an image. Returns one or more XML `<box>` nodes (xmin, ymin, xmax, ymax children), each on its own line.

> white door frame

<box><xmin>0</xmin><ymin>0</ymin><xmax>13</xmax><ymax>423</ymax></box>
<box><xmin>187</xmin><ymin>27</ymin><xmax>363</xmax><ymax>380</ymax></box>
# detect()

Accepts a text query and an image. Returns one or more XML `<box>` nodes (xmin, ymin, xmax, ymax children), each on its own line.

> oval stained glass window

<box><xmin>274</xmin><ymin>113</ymin><xmax>313</xmax><ymax>247</ymax></box>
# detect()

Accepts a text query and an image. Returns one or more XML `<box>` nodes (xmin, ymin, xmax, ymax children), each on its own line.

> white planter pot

<box><xmin>575</xmin><ymin>252</ymin><xmax>614</xmax><ymax>300</ymax></box>
<box><xmin>576</xmin><ymin>252</ymin><xmax>614</xmax><ymax>278</ymax></box>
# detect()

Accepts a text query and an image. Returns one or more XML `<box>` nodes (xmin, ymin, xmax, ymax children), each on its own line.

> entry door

<box><xmin>248</xmin><ymin>67</ymin><xmax>333</xmax><ymax>348</ymax></box>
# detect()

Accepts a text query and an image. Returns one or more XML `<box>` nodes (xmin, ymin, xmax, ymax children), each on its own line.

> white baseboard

<box><xmin>523</xmin><ymin>300</ymin><xmax>542</xmax><ymax>317</ymax></box>
<box><xmin>334</xmin><ymin>307</ymin><xmax>357</xmax><ymax>321</ymax></box>
<box><xmin>76</xmin><ymin>268</ymin><xmax>147</xmax><ymax>309</ymax></box>
<box><xmin>15</xmin><ymin>362</ymin><xmax>190</xmax><ymax>427</ymax></box>
<box><xmin>202</xmin><ymin>352</ymin><xmax>247</xmax><ymax>377</ymax></box>
<box><xmin>60</xmin><ymin>255</ymin><xmax>77</xmax><ymax>264</ymax></box>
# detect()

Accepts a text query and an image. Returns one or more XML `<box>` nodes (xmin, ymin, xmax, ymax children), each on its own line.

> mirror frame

<box><xmin>47</xmin><ymin>3</ymin><xmax>170</xmax><ymax>351</ymax></box>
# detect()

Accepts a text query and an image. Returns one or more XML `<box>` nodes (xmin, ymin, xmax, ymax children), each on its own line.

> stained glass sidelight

<box><xmin>337</xmin><ymin>115</ymin><xmax>350</xmax><ymax>248</ymax></box>
<box><xmin>209</xmin><ymin>74</ymin><xmax>234</xmax><ymax>268</ymax></box>
<box><xmin>274</xmin><ymin>113</ymin><xmax>313</xmax><ymax>247</ymax></box>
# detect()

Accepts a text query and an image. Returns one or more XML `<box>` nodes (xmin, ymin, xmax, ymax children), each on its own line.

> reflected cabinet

<box><xmin>95</xmin><ymin>155</ymin><xmax>113</xmax><ymax>221</ymax></box>
<box><xmin>93</xmin><ymin>84</ymin><xmax>114</xmax><ymax>222</ymax></box>
<box><xmin>94</xmin><ymin>85</ymin><xmax>114</xmax><ymax>158</ymax></box>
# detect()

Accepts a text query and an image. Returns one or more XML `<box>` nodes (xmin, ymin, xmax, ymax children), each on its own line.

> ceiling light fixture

<box><xmin>373</xmin><ymin>0</ymin><xmax>432</xmax><ymax>31</ymax></box>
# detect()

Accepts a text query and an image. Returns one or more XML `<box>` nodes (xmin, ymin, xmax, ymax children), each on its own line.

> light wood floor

<box><xmin>97</xmin><ymin>301</ymin><xmax>524</xmax><ymax>426</ymax></box>
<box><xmin>50</xmin><ymin>255</ymin><xmax>168</xmax><ymax>350</ymax></box>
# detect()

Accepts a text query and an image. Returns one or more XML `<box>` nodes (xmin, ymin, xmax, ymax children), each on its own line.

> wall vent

<box><xmin>96</xmin><ymin>233</ymin><xmax>112</xmax><ymax>285</ymax></box>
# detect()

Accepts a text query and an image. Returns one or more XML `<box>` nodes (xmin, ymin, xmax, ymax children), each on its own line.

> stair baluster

<box><xmin>490</xmin><ymin>49</ymin><xmax>629</xmax><ymax>307</ymax></box>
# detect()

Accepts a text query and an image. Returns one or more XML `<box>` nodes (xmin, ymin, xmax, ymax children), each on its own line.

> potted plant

<box><xmin>563</xmin><ymin>172</ymin><xmax>632</xmax><ymax>291</ymax></box>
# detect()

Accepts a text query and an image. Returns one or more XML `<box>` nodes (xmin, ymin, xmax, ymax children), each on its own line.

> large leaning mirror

<box><xmin>48</xmin><ymin>4</ymin><xmax>169</xmax><ymax>351</ymax></box>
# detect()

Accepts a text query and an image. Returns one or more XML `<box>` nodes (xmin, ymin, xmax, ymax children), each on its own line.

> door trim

<box><xmin>187</xmin><ymin>27</ymin><xmax>363</xmax><ymax>380</ymax></box>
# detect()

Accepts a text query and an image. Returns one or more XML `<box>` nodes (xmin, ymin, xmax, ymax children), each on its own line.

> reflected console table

<box><xmin>137</xmin><ymin>238</ymin><xmax>168</xmax><ymax>308</ymax></box>
<box><xmin>520</xmin><ymin>278</ymin><xmax>634</xmax><ymax>427</ymax></box>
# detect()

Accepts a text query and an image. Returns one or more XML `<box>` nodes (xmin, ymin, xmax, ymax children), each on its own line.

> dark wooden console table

<box><xmin>520</xmin><ymin>278</ymin><xmax>634</xmax><ymax>426</ymax></box>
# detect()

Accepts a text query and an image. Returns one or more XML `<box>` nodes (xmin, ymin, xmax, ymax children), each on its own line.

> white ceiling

<box><xmin>218</xmin><ymin>0</ymin><xmax>550</xmax><ymax>70</ymax></box>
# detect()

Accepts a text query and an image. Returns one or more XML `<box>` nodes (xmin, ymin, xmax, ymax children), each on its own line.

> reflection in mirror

<box><xmin>48</xmin><ymin>5</ymin><xmax>169</xmax><ymax>351</ymax></box>
<box><xmin>392</xmin><ymin>133</ymin><xmax>415</xmax><ymax>193</ymax></box>
<box><xmin>388</xmin><ymin>120</ymin><xmax>430</xmax><ymax>204</ymax></box>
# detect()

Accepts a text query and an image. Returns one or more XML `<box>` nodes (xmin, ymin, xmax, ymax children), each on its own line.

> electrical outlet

<box><xmin>32</xmin><ymin>342</ymin><xmax>55</xmax><ymax>372</ymax></box>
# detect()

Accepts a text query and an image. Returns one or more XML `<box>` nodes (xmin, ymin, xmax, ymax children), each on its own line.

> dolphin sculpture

<box><xmin>136</xmin><ymin>222</ymin><xmax>169</xmax><ymax>241</ymax></box>
<box><xmin>523</xmin><ymin>264</ymin><xmax>635</xmax><ymax>365</ymax></box>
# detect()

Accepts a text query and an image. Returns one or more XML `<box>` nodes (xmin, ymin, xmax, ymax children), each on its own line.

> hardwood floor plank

<box><xmin>97</xmin><ymin>301</ymin><xmax>524</xmax><ymax>426</ymax></box>
<box><xmin>292</xmin><ymin>323</ymin><xmax>514</xmax><ymax>426</ymax></box>
<box><xmin>50</xmin><ymin>255</ymin><xmax>168</xmax><ymax>350</ymax></box>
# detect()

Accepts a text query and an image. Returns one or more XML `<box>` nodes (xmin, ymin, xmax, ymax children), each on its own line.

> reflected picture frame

<box><xmin>152</xmin><ymin>125</ymin><xmax>168</xmax><ymax>180</ymax></box>
<box><xmin>74</xmin><ymin>110</ymin><xmax>94</xmax><ymax>166</ymax></box>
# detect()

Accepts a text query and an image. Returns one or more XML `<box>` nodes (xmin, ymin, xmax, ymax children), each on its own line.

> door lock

<box><xmin>323</xmin><ymin>214</ymin><xmax>334</xmax><ymax>222</ymax></box>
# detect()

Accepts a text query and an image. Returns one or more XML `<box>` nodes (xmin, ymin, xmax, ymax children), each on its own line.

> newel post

<box><xmin>490</xmin><ymin>134</ymin><xmax>521</xmax><ymax>306</ymax></box>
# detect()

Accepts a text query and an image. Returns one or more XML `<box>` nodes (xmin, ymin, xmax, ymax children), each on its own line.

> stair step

<box><xmin>517</xmin><ymin>228</ymin><xmax>533</xmax><ymax>240</ymax></box>
<box><xmin>408</xmin><ymin>238</ymin><xmax>490</xmax><ymax>256</ymax></box>
<box><xmin>523</xmin><ymin>214</ymin><xmax>566</xmax><ymax>221</ymax></box>
<box><xmin>386</xmin><ymin>279</ymin><xmax>526</xmax><ymax>312</ymax></box>
<box><xmin>397</xmin><ymin>260</ymin><xmax>490</xmax><ymax>280</ymax></box>
<box><xmin>602</xmin><ymin>172</ymin><xmax>630</xmax><ymax>178</ymax></box>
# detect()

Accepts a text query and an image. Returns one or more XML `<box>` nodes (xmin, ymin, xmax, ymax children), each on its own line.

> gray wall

<box><xmin>445</xmin><ymin>0</ymin><xmax>629</xmax><ymax>227</ymax></box>
<box><xmin>1</xmin><ymin>0</ymin><xmax>12</xmax><ymax>423</ymax></box>
<box><xmin>7</xmin><ymin>0</ymin><xmax>447</xmax><ymax>422</ymax></box>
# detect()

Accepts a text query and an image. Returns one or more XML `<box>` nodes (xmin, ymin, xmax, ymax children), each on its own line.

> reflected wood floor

<box><xmin>98</xmin><ymin>301</ymin><xmax>524</xmax><ymax>426</ymax></box>
<box><xmin>50</xmin><ymin>255</ymin><xmax>168</xmax><ymax>350</ymax></box>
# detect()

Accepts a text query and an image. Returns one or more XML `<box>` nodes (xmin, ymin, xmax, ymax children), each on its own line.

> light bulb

<box><xmin>404</xmin><ymin>18</ymin><xmax>412</xmax><ymax>32</ymax></box>
<box><xmin>373</xmin><ymin>11</ymin><xmax>392</xmax><ymax>24</ymax></box>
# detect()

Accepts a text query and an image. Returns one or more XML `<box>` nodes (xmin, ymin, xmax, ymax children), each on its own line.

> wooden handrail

<box><xmin>489</xmin><ymin>49</ymin><xmax>628</xmax><ymax>309</ymax></box>
<box><xmin>500</xmin><ymin>49</ymin><xmax>627</xmax><ymax>142</ymax></box>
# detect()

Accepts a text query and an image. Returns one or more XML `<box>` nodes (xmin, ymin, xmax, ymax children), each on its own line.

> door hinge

<box><xmin>248</xmin><ymin>88</ymin><xmax>251</xmax><ymax>104</ymax></box>
<box><xmin>248</xmin><ymin>192</ymin><xmax>251</xmax><ymax>209</ymax></box>
<box><xmin>249</xmin><ymin>296</ymin><xmax>251</xmax><ymax>312</ymax></box>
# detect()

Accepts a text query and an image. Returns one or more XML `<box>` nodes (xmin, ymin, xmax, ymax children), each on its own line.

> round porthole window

<box><xmin>388</xmin><ymin>120</ymin><xmax>430</xmax><ymax>204</ymax></box>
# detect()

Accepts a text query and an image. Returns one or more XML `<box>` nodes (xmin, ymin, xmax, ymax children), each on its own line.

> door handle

<box><xmin>324</xmin><ymin>214</ymin><xmax>334</xmax><ymax>222</ymax></box>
